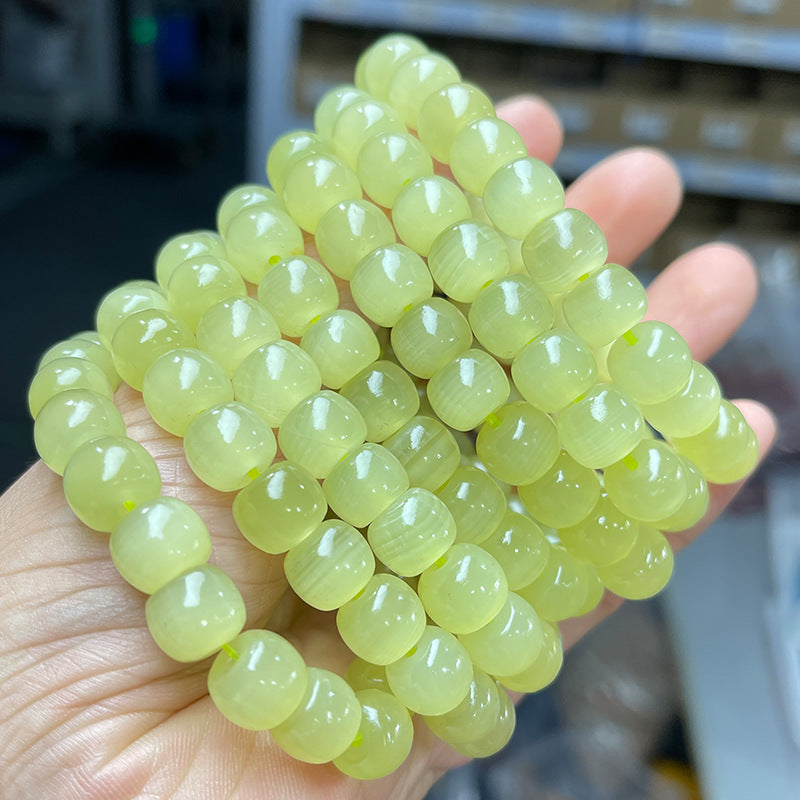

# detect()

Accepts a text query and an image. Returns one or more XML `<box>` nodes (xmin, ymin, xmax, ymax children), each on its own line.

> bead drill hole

<box><xmin>622</xmin><ymin>330</ymin><xmax>638</xmax><ymax>346</ymax></box>
<box><xmin>268</xmin><ymin>255</ymin><xmax>281</xmax><ymax>265</ymax></box>
<box><xmin>622</xmin><ymin>454</ymin><xmax>639</xmax><ymax>471</ymax></box>
<box><xmin>350</xmin><ymin>731</ymin><xmax>364</xmax><ymax>748</ymax></box>
<box><xmin>221</xmin><ymin>642</ymin><xmax>240</xmax><ymax>660</ymax></box>
<box><xmin>123</xmin><ymin>500</ymin><xmax>136</xmax><ymax>511</ymax></box>
<box><xmin>405</xmin><ymin>645</ymin><xmax>417</xmax><ymax>658</ymax></box>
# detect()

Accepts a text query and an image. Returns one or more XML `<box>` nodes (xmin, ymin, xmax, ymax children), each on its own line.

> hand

<box><xmin>0</xmin><ymin>96</ymin><xmax>777</xmax><ymax>800</ymax></box>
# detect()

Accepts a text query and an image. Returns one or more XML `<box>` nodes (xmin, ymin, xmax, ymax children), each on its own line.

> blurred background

<box><xmin>1</xmin><ymin>1</ymin><xmax>799</xmax><ymax>798</ymax></box>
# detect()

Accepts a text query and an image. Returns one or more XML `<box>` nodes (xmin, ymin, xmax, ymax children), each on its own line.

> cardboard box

<box><xmin>618</xmin><ymin>98</ymin><xmax>678</xmax><ymax>146</ymax></box>
<box><xmin>695</xmin><ymin>104</ymin><xmax>759</xmax><ymax>156</ymax></box>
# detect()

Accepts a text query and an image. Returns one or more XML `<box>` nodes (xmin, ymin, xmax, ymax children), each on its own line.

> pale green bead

<box><xmin>496</xmin><ymin>620</ymin><xmax>562</xmax><ymax>693</ymax></box>
<box><xmin>345</xmin><ymin>658</ymin><xmax>388</xmax><ymax>692</ymax></box>
<box><xmin>522</xmin><ymin>209</ymin><xmax>608</xmax><ymax>295</ymax></box>
<box><xmin>417</xmin><ymin>81</ymin><xmax>495</xmax><ymax>164</ymax></box>
<box><xmin>39</xmin><ymin>337</ymin><xmax>120</xmax><ymax>390</ymax></box>
<box><xmin>427</xmin><ymin>348</ymin><xmax>510</xmax><ymax>432</ymax></box>
<box><xmin>359</xmin><ymin>34</ymin><xmax>428</xmax><ymax>102</ymax></box>
<box><xmin>216</xmin><ymin>184</ymin><xmax>282</xmax><ymax>237</ymax></box>
<box><xmin>483</xmin><ymin>156</ymin><xmax>565</xmax><ymax>239</ymax></box>
<box><xmin>73</xmin><ymin>329</ymin><xmax>104</xmax><ymax>346</ymax></box>
<box><xmin>208</xmin><ymin>629</ymin><xmax>307</xmax><ymax>730</ymax></box>
<box><xmin>350</xmin><ymin>244</ymin><xmax>433</xmax><ymax>327</ymax></box>
<box><xmin>604</xmin><ymin>439</ymin><xmax>687</xmax><ymax>522</ymax></box>
<box><xmin>28</xmin><ymin>357</ymin><xmax>113</xmax><ymax>419</ymax></box>
<box><xmin>385</xmin><ymin>626</ymin><xmax>473</xmax><ymax>715</ymax></box>
<box><xmin>34</xmin><ymin>388</ymin><xmax>126</xmax><ymax>475</ymax></box>
<box><xmin>557</xmin><ymin>383</ymin><xmax>644</xmax><ymax>469</ymax></box>
<box><xmin>63</xmin><ymin>435</ymin><xmax>161</xmax><ymax>532</ymax></box>
<box><xmin>284</xmin><ymin>519</ymin><xmax>375</xmax><ymax>611</ymax></box>
<box><xmin>337</xmin><ymin>574</ymin><xmax>426</xmax><ymax>665</ymax></box>
<box><xmin>282</xmin><ymin>153</ymin><xmax>362</xmax><ymax>234</ymax></box>
<box><xmin>368</xmin><ymin>488</ymin><xmax>456</xmax><ymax>576</ymax></box>
<box><xmin>266</xmin><ymin>130</ymin><xmax>329</xmax><ymax>195</ymax></box>
<box><xmin>109</xmin><ymin>496</ymin><xmax>212</xmax><ymax>594</ymax></box>
<box><xmin>518</xmin><ymin>546</ymin><xmax>588</xmax><ymax>622</ymax></box>
<box><xmin>331</xmin><ymin>99</ymin><xmax>406</xmax><ymax>169</ymax></box>
<box><xmin>111</xmin><ymin>308</ymin><xmax>195</xmax><ymax>391</ymax></box>
<box><xmin>512</xmin><ymin>329</ymin><xmax>597</xmax><ymax>412</ymax></box>
<box><xmin>575</xmin><ymin>566</ymin><xmax>605</xmax><ymax>617</ymax></box>
<box><xmin>657</xmin><ymin>456</ymin><xmax>709</xmax><ymax>532</ymax></box>
<box><xmin>314</xmin><ymin>199</ymin><xmax>396</xmax><ymax>280</ymax></box>
<box><xmin>607</xmin><ymin>321</ymin><xmax>692</xmax><ymax>404</ymax></box>
<box><xmin>154</xmin><ymin>230</ymin><xmax>225</xmax><ymax>289</ymax></box>
<box><xmin>315</xmin><ymin>85</ymin><xmax>367</xmax><ymax>141</ymax></box>
<box><xmin>233</xmin><ymin>461</ymin><xmax>327</xmax><ymax>553</ymax></box>
<box><xmin>639</xmin><ymin>361</ymin><xmax>721</xmax><ymax>438</ymax></box>
<box><xmin>388</xmin><ymin>53</ymin><xmax>461</xmax><ymax>128</ymax></box>
<box><xmin>323</xmin><ymin>443</ymin><xmax>409</xmax><ymax>528</ymax></box>
<box><xmin>195</xmin><ymin>296</ymin><xmax>281</xmax><ymax>376</ymax></box>
<box><xmin>561</xmin><ymin>264</ymin><xmax>648</xmax><ymax>348</ymax></box>
<box><xmin>223</xmin><ymin>204</ymin><xmax>305</xmax><ymax>284</ymax></box>
<box><xmin>271</xmin><ymin>668</ymin><xmax>361</xmax><ymax>764</ymax></box>
<box><xmin>300</xmin><ymin>310</ymin><xmax>380</xmax><ymax>390</ymax></box>
<box><xmin>95</xmin><ymin>280</ymin><xmax>169</xmax><ymax>348</ymax></box>
<box><xmin>597</xmin><ymin>526</ymin><xmax>674</xmax><ymax>600</ymax></box>
<box><xmin>427</xmin><ymin>220</ymin><xmax>509</xmax><ymax>303</ymax></box>
<box><xmin>482</xmin><ymin>511</ymin><xmax>550</xmax><ymax>591</ymax></box>
<box><xmin>333</xmin><ymin>688</ymin><xmax>414</xmax><ymax>780</ymax></box>
<box><xmin>232</xmin><ymin>340</ymin><xmax>321</xmax><ymax>427</ymax></box>
<box><xmin>436</xmin><ymin>465</ymin><xmax>506</xmax><ymax>545</ymax></box>
<box><xmin>451</xmin><ymin>683</ymin><xmax>515</xmax><ymax>759</ymax></box>
<box><xmin>390</xmin><ymin>297</ymin><xmax>472</xmax><ymax>379</ymax></box>
<box><xmin>476</xmin><ymin>401</ymin><xmax>560</xmax><ymax>485</ymax></box>
<box><xmin>183</xmin><ymin>402</ymin><xmax>277</xmax><ymax>492</ymax></box>
<box><xmin>141</xmin><ymin>348</ymin><xmax>232</xmax><ymax>436</ymax></box>
<box><xmin>145</xmin><ymin>564</ymin><xmax>246</xmax><ymax>663</ymax></box>
<box><xmin>449</xmin><ymin>117</ymin><xmax>527</xmax><ymax>196</ymax></box>
<box><xmin>392</xmin><ymin>176</ymin><xmax>470</xmax><ymax>256</ymax></box>
<box><xmin>383</xmin><ymin>415</ymin><xmax>460</xmax><ymax>492</ymax></box>
<box><xmin>278</xmin><ymin>390</ymin><xmax>367</xmax><ymax>478</ymax></box>
<box><xmin>357</xmin><ymin>131</ymin><xmax>433</xmax><ymax>208</ymax></box>
<box><xmin>256</xmin><ymin>255</ymin><xmax>338</xmax><ymax>337</ymax></box>
<box><xmin>469</xmin><ymin>275</ymin><xmax>553</xmax><ymax>360</ymax></box>
<box><xmin>670</xmin><ymin>400</ymin><xmax>759</xmax><ymax>484</ymax></box>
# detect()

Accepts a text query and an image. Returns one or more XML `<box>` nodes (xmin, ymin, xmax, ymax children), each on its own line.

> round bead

<box><xmin>449</xmin><ymin>680</ymin><xmax>515</xmax><ymax>758</ymax></box>
<box><xmin>330</xmin><ymin>99</ymin><xmax>406</xmax><ymax>169</ymax></box>
<box><xmin>28</xmin><ymin>357</ymin><xmax>113</xmax><ymax>419</ymax></box>
<box><xmin>518</xmin><ymin>546</ymin><xmax>588</xmax><ymax>622</ymax></box>
<box><xmin>436</xmin><ymin>464</ymin><xmax>506</xmax><ymax>545</ymax></box>
<box><xmin>597</xmin><ymin>525</ymin><xmax>674</xmax><ymax>600</ymax></box>
<box><xmin>576</xmin><ymin>567</ymin><xmax>605</xmax><ymax>617</ymax></box>
<box><xmin>657</xmin><ymin>456</ymin><xmax>709</xmax><ymax>532</ymax></box>
<box><xmin>314</xmin><ymin>84</ymin><xmax>367</xmax><ymax>141</ymax></box>
<box><xmin>216</xmin><ymin>183</ymin><xmax>283</xmax><ymax>237</ymax></box>
<box><xmin>388</xmin><ymin>53</ymin><xmax>461</xmax><ymax>128</ymax></box>
<box><xmin>154</xmin><ymin>230</ymin><xmax>225</xmax><ymax>289</ymax></box>
<box><xmin>345</xmin><ymin>658</ymin><xmax>388</xmax><ymax>693</ymax></box>
<box><xmin>495</xmin><ymin>620</ymin><xmax>563</xmax><ymax>693</ymax></box>
<box><xmin>208</xmin><ymin>629</ymin><xmax>307</xmax><ymax>730</ymax></box>
<box><xmin>73</xmin><ymin>330</ymin><xmax>103</xmax><ymax>346</ymax></box>
<box><xmin>95</xmin><ymin>280</ymin><xmax>169</xmax><ymax>348</ymax></box>
<box><xmin>109</xmin><ymin>496</ymin><xmax>212</xmax><ymax>594</ymax></box>
<box><xmin>39</xmin><ymin>337</ymin><xmax>120</xmax><ymax>390</ymax></box>
<box><xmin>266</xmin><ymin>129</ymin><xmax>330</xmax><ymax>195</ymax></box>
<box><xmin>482</xmin><ymin>511</ymin><xmax>550</xmax><ymax>591</ymax></box>
<box><xmin>359</xmin><ymin>34</ymin><xmax>428</xmax><ymax>102</ymax></box>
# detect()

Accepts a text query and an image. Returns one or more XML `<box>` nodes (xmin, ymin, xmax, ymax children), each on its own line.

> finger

<box><xmin>496</xmin><ymin>95</ymin><xmax>564</xmax><ymax>166</ymax></box>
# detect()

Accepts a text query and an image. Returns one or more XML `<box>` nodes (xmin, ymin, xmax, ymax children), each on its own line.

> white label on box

<box><xmin>700</xmin><ymin>114</ymin><xmax>754</xmax><ymax>151</ymax></box>
<box><xmin>551</xmin><ymin>101</ymin><xmax>593</xmax><ymax>135</ymax></box>
<box><xmin>621</xmin><ymin>107</ymin><xmax>672</xmax><ymax>142</ymax></box>
<box><xmin>733</xmin><ymin>0</ymin><xmax>782</xmax><ymax>15</ymax></box>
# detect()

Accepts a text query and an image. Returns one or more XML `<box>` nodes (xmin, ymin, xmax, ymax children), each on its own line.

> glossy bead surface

<box><xmin>388</xmin><ymin>53</ymin><xmax>461</xmax><ymax>128</ymax></box>
<box><xmin>496</xmin><ymin>620</ymin><xmax>563</xmax><ymax>693</ymax></box>
<box><xmin>95</xmin><ymin>280</ymin><xmax>169</xmax><ymax>348</ymax></box>
<box><xmin>266</xmin><ymin>130</ymin><xmax>329</xmax><ymax>195</ymax></box>
<box><xmin>358</xmin><ymin>33</ymin><xmax>427</xmax><ymax>101</ymax></box>
<box><xmin>436</xmin><ymin>464</ymin><xmax>506</xmax><ymax>545</ymax></box>
<box><xmin>597</xmin><ymin>525</ymin><xmax>674</xmax><ymax>600</ymax></box>
<box><xmin>657</xmin><ymin>456</ymin><xmax>709</xmax><ymax>532</ymax></box>
<box><xmin>345</xmin><ymin>658</ymin><xmax>388</xmax><ymax>693</ymax></box>
<box><xmin>216</xmin><ymin>184</ymin><xmax>283</xmax><ymax>236</ymax></box>
<box><xmin>518</xmin><ymin>546</ymin><xmax>588</xmax><ymax>622</ymax></box>
<box><xmin>28</xmin><ymin>357</ymin><xmax>113</xmax><ymax>419</ymax></box>
<box><xmin>330</xmin><ymin>99</ymin><xmax>405</xmax><ymax>169</ymax></box>
<box><xmin>154</xmin><ymin>230</ymin><xmax>225</xmax><ymax>288</ymax></box>
<box><xmin>314</xmin><ymin>84</ymin><xmax>367</xmax><ymax>141</ymax></box>
<box><xmin>357</xmin><ymin>131</ymin><xmax>433</xmax><ymax>208</ymax></box>
<box><xmin>39</xmin><ymin>337</ymin><xmax>119</xmax><ymax>390</ymax></box>
<box><xmin>481</xmin><ymin>511</ymin><xmax>550</xmax><ymax>591</ymax></box>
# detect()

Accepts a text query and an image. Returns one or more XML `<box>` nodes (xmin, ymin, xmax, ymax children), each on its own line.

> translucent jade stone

<box><xmin>34</xmin><ymin>388</ymin><xmax>126</xmax><ymax>475</ymax></box>
<box><xmin>195</xmin><ymin>297</ymin><xmax>281</xmax><ymax>376</ymax></box>
<box><xmin>391</xmin><ymin>175</ymin><xmax>470</xmax><ymax>256</ymax></box>
<box><xmin>142</xmin><ymin>348</ymin><xmax>233</xmax><ymax>436</ymax></box>
<box><xmin>233</xmin><ymin>461</ymin><xmax>327</xmax><ymax>553</ymax></box>
<box><xmin>28</xmin><ymin>357</ymin><xmax>113</xmax><ymax>418</ymax></box>
<box><xmin>256</xmin><ymin>255</ymin><xmax>339</xmax><ymax>337</ymax></box>
<box><xmin>345</xmin><ymin>658</ymin><xmax>388</xmax><ymax>692</ymax></box>
<box><xmin>390</xmin><ymin>297</ymin><xmax>472</xmax><ymax>379</ymax></box>
<box><xmin>517</xmin><ymin>450</ymin><xmax>602</xmax><ymax>529</ymax></box>
<box><xmin>282</xmin><ymin>153</ymin><xmax>362</xmax><ymax>234</ymax></box>
<box><xmin>606</xmin><ymin>321</ymin><xmax>692</xmax><ymax>404</ymax></box>
<box><xmin>604</xmin><ymin>439</ymin><xmax>687</xmax><ymax>522</ymax></box>
<box><xmin>109</xmin><ymin>496</ymin><xmax>212</xmax><ymax>594</ymax></box>
<box><xmin>417</xmin><ymin>543</ymin><xmax>508</xmax><ymax>634</ymax></box>
<box><xmin>427</xmin><ymin>220</ymin><xmax>510</xmax><ymax>303</ymax></box>
<box><xmin>521</xmin><ymin>209</ymin><xmax>608</xmax><ymax>295</ymax></box>
<box><xmin>561</xmin><ymin>264</ymin><xmax>648</xmax><ymax>348</ymax></box>
<box><xmin>416</xmin><ymin>82</ymin><xmax>495</xmax><ymax>164</ymax></box>
<box><xmin>270</xmin><ymin>668</ymin><xmax>361</xmax><ymax>764</ymax></box>
<box><xmin>368</xmin><ymin>488</ymin><xmax>457</xmax><ymax>576</ymax></box>
<box><xmin>388</xmin><ymin>53</ymin><xmax>461</xmax><ymax>128</ymax></box>
<box><xmin>558</xmin><ymin>493</ymin><xmax>638</xmax><ymax>568</ymax></box>
<box><xmin>339</xmin><ymin>361</ymin><xmax>420</xmax><ymax>442</ymax></box>
<box><xmin>482</xmin><ymin>156</ymin><xmax>565</xmax><ymax>240</ymax></box>
<box><xmin>39</xmin><ymin>337</ymin><xmax>120</xmax><ymax>390</ymax></box>
<box><xmin>481</xmin><ymin>511</ymin><xmax>550</xmax><ymax>591</ymax></box>
<box><xmin>223</xmin><ymin>204</ymin><xmax>305</xmax><ymax>284</ymax></box>
<box><xmin>278</xmin><ymin>390</ymin><xmax>367</xmax><ymax>479</ymax></box>
<box><xmin>333</xmin><ymin>689</ymin><xmax>414</xmax><ymax>780</ymax></box>
<box><xmin>208</xmin><ymin>629</ymin><xmax>308</xmax><ymax>730</ymax></box>
<box><xmin>427</xmin><ymin>348</ymin><xmax>510</xmax><ymax>431</ymax></box>
<box><xmin>385</xmin><ymin>626</ymin><xmax>473</xmax><ymax>715</ymax></box>
<box><xmin>336</xmin><ymin>574</ymin><xmax>426</xmax><ymax>665</ymax></box>
<box><xmin>111</xmin><ymin>308</ymin><xmax>195</xmax><ymax>391</ymax></box>
<box><xmin>300</xmin><ymin>310</ymin><xmax>380</xmax><ymax>390</ymax></box>
<box><xmin>232</xmin><ymin>340</ymin><xmax>321</xmax><ymax>427</ymax></box>
<box><xmin>468</xmin><ymin>275</ymin><xmax>553</xmax><ymax>361</ymax></box>
<box><xmin>154</xmin><ymin>230</ymin><xmax>226</xmax><ymax>289</ymax></box>
<box><xmin>183</xmin><ymin>402</ymin><xmax>277</xmax><ymax>492</ymax></box>
<box><xmin>670</xmin><ymin>400</ymin><xmax>759</xmax><ymax>484</ymax></box>
<box><xmin>383</xmin><ymin>415</ymin><xmax>461</xmax><ymax>492</ymax></box>
<box><xmin>216</xmin><ymin>183</ymin><xmax>283</xmax><ymax>237</ymax></box>
<box><xmin>576</xmin><ymin>567</ymin><xmax>605</xmax><ymax>617</ymax></box>
<box><xmin>657</xmin><ymin>456</ymin><xmax>709</xmax><ymax>532</ymax></box>
<box><xmin>557</xmin><ymin>383</ymin><xmax>644</xmax><ymax>469</ymax></box>
<box><xmin>315</xmin><ymin>85</ymin><xmax>367</xmax><ymax>142</ymax></box>
<box><xmin>436</xmin><ymin>464</ymin><xmax>506</xmax><ymax>545</ymax></box>
<box><xmin>95</xmin><ymin>280</ymin><xmax>169</xmax><ymax>348</ymax></box>
<box><xmin>73</xmin><ymin>330</ymin><xmax>104</xmax><ymax>346</ymax></box>
<box><xmin>476</xmin><ymin>401</ymin><xmax>560</xmax><ymax>485</ymax></box>
<box><xmin>449</xmin><ymin>117</ymin><xmax>528</xmax><ymax>196</ymax></box>
<box><xmin>314</xmin><ymin>199</ymin><xmax>396</xmax><ymax>280</ymax></box>
<box><xmin>62</xmin><ymin>435</ymin><xmax>161</xmax><ymax>532</ymax></box>
<box><xmin>511</xmin><ymin>329</ymin><xmax>597</xmax><ymax>412</ymax></box>
<box><xmin>330</xmin><ymin>99</ymin><xmax>406</xmax><ymax>169</ymax></box>
<box><xmin>266</xmin><ymin>130</ymin><xmax>330</xmax><ymax>195</ymax></box>
<box><xmin>357</xmin><ymin>34</ymin><xmax>428</xmax><ymax>102</ymax></box>
<box><xmin>284</xmin><ymin>519</ymin><xmax>375</xmax><ymax>610</ymax></box>
<box><xmin>518</xmin><ymin>546</ymin><xmax>589</xmax><ymax>622</ymax></box>
<box><xmin>356</xmin><ymin>131</ymin><xmax>433</xmax><ymax>208</ymax></box>
<box><xmin>597</xmin><ymin>525</ymin><xmax>674</xmax><ymax>600</ymax></box>
<box><xmin>495</xmin><ymin>620</ymin><xmax>563</xmax><ymax>693</ymax></box>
